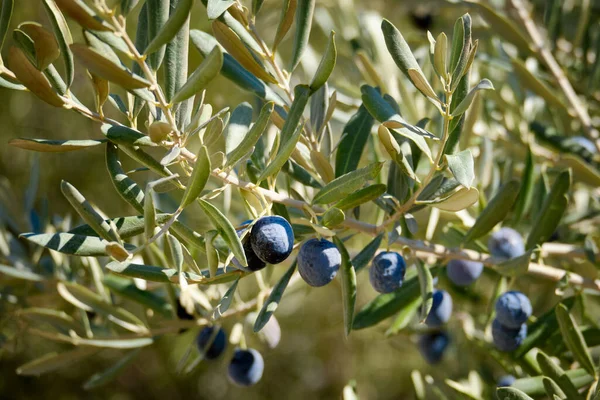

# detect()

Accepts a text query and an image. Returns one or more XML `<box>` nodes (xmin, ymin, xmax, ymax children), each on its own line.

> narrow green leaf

<box><xmin>101</xmin><ymin>124</ymin><xmax>155</xmax><ymax>147</ymax></box>
<box><xmin>433</xmin><ymin>32</ymin><xmax>447</xmax><ymax>78</ymax></box>
<box><xmin>512</xmin><ymin>369</ymin><xmax>592</xmax><ymax>396</ymax></box>
<box><xmin>226</xmin><ymin>101</ymin><xmax>274</xmax><ymax>168</ymax></box>
<box><xmin>0</xmin><ymin>264</ymin><xmax>44</xmax><ymax>281</ymax></box>
<box><xmin>386</xmin><ymin>296</ymin><xmax>421</xmax><ymax>335</ymax></box>
<box><xmin>145</xmin><ymin>0</ymin><xmax>193</xmax><ymax>55</ymax></box>
<box><xmin>19</xmin><ymin>308</ymin><xmax>82</xmax><ymax>334</ymax></box>
<box><xmin>189</xmin><ymin>30</ymin><xmax>286</xmax><ymax>106</ymax></box>
<box><xmin>556</xmin><ymin>303</ymin><xmax>597</xmax><ymax>378</ymax></box>
<box><xmin>272</xmin><ymin>0</ymin><xmax>296</xmax><ymax>51</ymax></box>
<box><xmin>106</xmin><ymin>143</ymin><xmax>144</xmax><ymax>213</ymax></box>
<box><xmin>83</xmin><ymin>349</ymin><xmax>141</xmax><ymax>390</ymax></box>
<box><xmin>144</xmin><ymin>188</ymin><xmax>156</xmax><ymax>240</ymax></box>
<box><xmin>283</xmin><ymin>161</ymin><xmax>322</xmax><ymax>188</ymax></box>
<box><xmin>42</xmin><ymin>0</ymin><xmax>74</xmax><ymax>87</ymax></box>
<box><xmin>17</xmin><ymin>348</ymin><xmax>98</xmax><ymax>376</ymax></box>
<box><xmin>335</xmin><ymin>104</ymin><xmax>375</xmax><ymax>177</ymax></box>
<box><xmin>462</xmin><ymin>180</ymin><xmax>520</xmax><ymax>244</ymax></box>
<box><xmin>352</xmin><ymin>234</ymin><xmax>383</xmax><ymax>273</ymax></box>
<box><xmin>71</xmin><ymin>44</ymin><xmax>151</xmax><ymax>90</ymax></box>
<box><xmin>313</xmin><ymin>162</ymin><xmax>384</xmax><ymax>204</ymax></box>
<box><xmin>526</xmin><ymin>170</ymin><xmax>571</xmax><ymax>250</ymax></box>
<box><xmin>107</xmin><ymin>261</ymin><xmax>207</xmax><ymax>283</ymax></box>
<box><xmin>333</xmin><ymin>184</ymin><xmax>386</xmax><ymax>211</ymax></box>
<box><xmin>145</xmin><ymin>0</ymin><xmax>169</xmax><ymax>70</ymax></box>
<box><xmin>180</xmin><ymin>145</ymin><xmax>211</xmax><ymax>210</ymax></box>
<box><xmin>541</xmin><ymin>377</ymin><xmax>566</xmax><ymax>399</ymax></box>
<box><xmin>381</xmin><ymin>19</ymin><xmax>423</xmax><ymax>79</ymax></box>
<box><xmin>537</xmin><ymin>350</ymin><xmax>582</xmax><ymax>400</ymax></box>
<box><xmin>333</xmin><ymin>236</ymin><xmax>356</xmax><ymax>336</ymax></box>
<box><xmin>515</xmin><ymin>298</ymin><xmax>575</xmax><ymax>358</ymax></box>
<box><xmin>309</xmin><ymin>31</ymin><xmax>336</xmax><ymax>92</ymax></box>
<box><xmin>164</xmin><ymin>0</ymin><xmax>191</xmax><ymax>127</ymax></box>
<box><xmin>416</xmin><ymin>262</ymin><xmax>434</xmax><ymax>322</ymax></box>
<box><xmin>171</xmin><ymin>46</ymin><xmax>223</xmax><ymax>104</ymax></box>
<box><xmin>61</xmin><ymin>181</ymin><xmax>119</xmax><ymax>242</ymax></box>
<box><xmin>7</xmin><ymin>46</ymin><xmax>64</xmax><ymax>107</ymax></box>
<box><xmin>213</xmin><ymin>277</ymin><xmax>239</xmax><ymax>319</ymax></box>
<box><xmin>104</xmin><ymin>275</ymin><xmax>171</xmax><ymax>317</ymax></box>
<box><xmin>30</xmin><ymin>330</ymin><xmax>154</xmax><ymax>348</ymax></box>
<box><xmin>445</xmin><ymin>149</ymin><xmax>475</xmax><ymax>189</ymax></box>
<box><xmin>57</xmin><ymin>282</ymin><xmax>148</xmax><ymax>334</ymax></box>
<box><xmin>254</xmin><ymin>262</ymin><xmax>296</xmax><ymax>332</ymax></box>
<box><xmin>290</xmin><ymin>0</ymin><xmax>315</xmax><ymax>70</ymax></box>
<box><xmin>281</xmin><ymin>85</ymin><xmax>310</xmax><ymax>145</ymax></box>
<box><xmin>9</xmin><ymin>138</ymin><xmax>106</xmax><ymax>152</ymax></box>
<box><xmin>198</xmin><ymin>199</ymin><xmax>247</xmax><ymax>267</ymax></box>
<box><xmin>451</xmin><ymin>79</ymin><xmax>494</xmax><ymax>117</ymax></box>
<box><xmin>205</xmin><ymin>230</ymin><xmax>219</xmax><ymax>278</ymax></box>
<box><xmin>496</xmin><ymin>388</ymin><xmax>534</xmax><ymax>400</ymax></box>
<box><xmin>21</xmin><ymin>232</ymin><xmax>133</xmax><ymax>256</ymax></box>
<box><xmin>225</xmin><ymin>102</ymin><xmax>254</xmax><ymax>155</ymax></box>
<box><xmin>449</xmin><ymin>14</ymin><xmax>472</xmax><ymax>90</ymax></box>
<box><xmin>513</xmin><ymin>147</ymin><xmax>534</xmax><ymax>222</ymax></box>
<box><xmin>0</xmin><ymin>0</ymin><xmax>13</xmax><ymax>52</ymax></box>
<box><xmin>257</xmin><ymin>123</ymin><xmax>303</xmax><ymax>183</ymax></box>
<box><xmin>166</xmin><ymin>234</ymin><xmax>184</xmax><ymax>275</ymax></box>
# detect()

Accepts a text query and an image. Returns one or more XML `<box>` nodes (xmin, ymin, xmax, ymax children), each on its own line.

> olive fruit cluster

<box><xmin>233</xmin><ymin>216</ymin><xmax>295</xmax><ymax>271</ymax></box>
<box><xmin>196</xmin><ymin>326</ymin><xmax>265</xmax><ymax>387</ymax></box>
<box><xmin>492</xmin><ymin>291</ymin><xmax>531</xmax><ymax>352</ymax></box>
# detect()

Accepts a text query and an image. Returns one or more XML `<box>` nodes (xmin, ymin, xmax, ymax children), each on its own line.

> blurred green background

<box><xmin>0</xmin><ymin>0</ymin><xmax>575</xmax><ymax>398</ymax></box>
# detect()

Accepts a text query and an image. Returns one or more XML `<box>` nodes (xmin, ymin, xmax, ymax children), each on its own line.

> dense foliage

<box><xmin>1</xmin><ymin>0</ymin><xmax>600</xmax><ymax>398</ymax></box>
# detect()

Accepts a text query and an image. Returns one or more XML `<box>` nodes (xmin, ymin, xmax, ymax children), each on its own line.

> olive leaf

<box><xmin>254</xmin><ymin>262</ymin><xmax>297</xmax><ymax>332</ymax></box>
<box><xmin>416</xmin><ymin>262</ymin><xmax>434</xmax><ymax>323</ymax></box>
<box><xmin>445</xmin><ymin>149</ymin><xmax>475</xmax><ymax>189</ymax></box>
<box><xmin>226</xmin><ymin>102</ymin><xmax>274</xmax><ymax>168</ymax></box>
<box><xmin>333</xmin><ymin>184</ymin><xmax>386</xmax><ymax>211</ymax></box>
<box><xmin>313</xmin><ymin>162</ymin><xmax>384</xmax><ymax>204</ymax></box>
<box><xmin>310</xmin><ymin>31</ymin><xmax>336</xmax><ymax>93</ymax></box>
<box><xmin>42</xmin><ymin>0</ymin><xmax>74</xmax><ymax>87</ymax></box>
<box><xmin>290</xmin><ymin>0</ymin><xmax>316</xmax><ymax>70</ymax></box>
<box><xmin>526</xmin><ymin>170</ymin><xmax>571</xmax><ymax>250</ymax></box>
<box><xmin>179</xmin><ymin>145</ymin><xmax>211</xmax><ymax>210</ymax></box>
<box><xmin>462</xmin><ymin>180</ymin><xmax>520</xmax><ymax>244</ymax></box>
<box><xmin>9</xmin><ymin>138</ymin><xmax>106</xmax><ymax>152</ymax></box>
<box><xmin>198</xmin><ymin>199</ymin><xmax>247</xmax><ymax>267</ymax></box>
<box><xmin>333</xmin><ymin>236</ymin><xmax>356</xmax><ymax>337</ymax></box>
<box><xmin>8</xmin><ymin>46</ymin><xmax>64</xmax><ymax>107</ymax></box>
<box><xmin>335</xmin><ymin>104</ymin><xmax>375</xmax><ymax>177</ymax></box>
<box><xmin>55</xmin><ymin>0</ymin><xmax>111</xmax><ymax>31</ymax></box>
<box><xmin>0</xmin><ymin>0</ymin><xmax>13</xmax><ymax>52</ymax></box>
<box><xmin>17</xmin><ymin>348</ymin><xmax>99</xmax><ymax>376</ymax></box>
<box><xmin>556</xmin><ymin>303</ymin><xmax>597</xmax><ymax>378</ymax></box>
<box><xmin>144</xmin><ymin>0</ymin><xmax>193</xmax><ymax>55</ymax></box>
<box><xmin>171</xmin><ymin>46</ymin><xmax>223</xmax><ymax>104</ymax></box>
<box><xmin>71</xmin><ymin>44</ymin><xmax>151</xmax><ymax>90</ymax></box>
<box><xmin>272</xmin><ymin>0</ymin><xmax>296</xmax><ymax>52</ymax></box>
